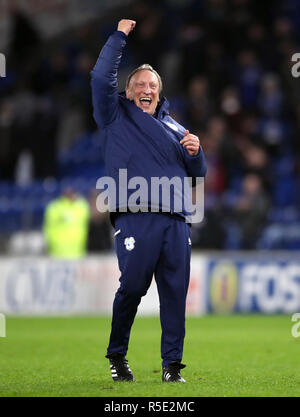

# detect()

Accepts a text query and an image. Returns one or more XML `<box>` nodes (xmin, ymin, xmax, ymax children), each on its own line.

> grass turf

<box><xmin>0</xmin><ymin>315</ymin><xmax>299</xmax><ymax>397</ymax></box>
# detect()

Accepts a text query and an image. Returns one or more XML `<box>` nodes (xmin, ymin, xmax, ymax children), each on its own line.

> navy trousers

<box><xmin>106</xmin><ymin>212</ymin><xmax>191</xmax><ymax>367</ymax></box>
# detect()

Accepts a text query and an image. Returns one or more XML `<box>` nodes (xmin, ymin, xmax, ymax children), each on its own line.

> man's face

<box><xmin>126</xmin><ymin>70</ymin><xmax>160</xmax><ymax>115</ymax></box>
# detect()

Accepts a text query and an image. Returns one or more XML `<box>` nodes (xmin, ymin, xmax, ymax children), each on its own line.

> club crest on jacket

<box><xmin>124</xmin><ymin>237</ymin><xmax>135</xmax><ymax>251</ymax></box>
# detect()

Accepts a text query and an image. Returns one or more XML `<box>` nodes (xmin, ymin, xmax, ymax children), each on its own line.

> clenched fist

<box><xmin>117</xmin><ymin>19</ymin><xmax>136</xmax><ymax>36</ymax></box>
<box><xmin>180</xmin><ymin>130</ymin><xmax>200</xmax><ymax>156</ymax></box>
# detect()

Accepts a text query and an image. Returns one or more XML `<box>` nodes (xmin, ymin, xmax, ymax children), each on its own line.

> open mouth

<box><xmin>139</xmin><ymin>97</ymin><xmax>152</xmax><ymax>108</ymax></box>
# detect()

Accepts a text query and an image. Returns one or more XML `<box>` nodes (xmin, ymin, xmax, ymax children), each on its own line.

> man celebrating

<box><xmin>91</xmin><ymin>19</ymin><xmax>206</xmax><ymax>383</ymax></box>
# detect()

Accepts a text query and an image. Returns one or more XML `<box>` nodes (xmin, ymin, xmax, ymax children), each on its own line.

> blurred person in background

<box><xmin>87</xmin><ymin>190</ymin><xmax>113</xmax><ymax>252</ymax></box>
<box><xmin>239</xmin><ymin>141</ymin><xmax>270</xmax><ymax>189</ymax></box>
<box><xmin>190</xmin><ymin>117</ymin><xmax>227</xmax><ymax>249</ymax></box>
<box><xmin>186</xmin><ymin>75</ymin><xmax>213</xmax><ymax>130</ymax></box>
<box><xmin>258</xmin><ymin>73</ymin><xmax>284</xmax><ymax>119</ymax></box>
<box><xmin>231</xmin><ymin>173</ymin><xmax>270</xmax><ymax>249</ymax></box>
<box><xmin>220</xmin><ymin>87</ymin><xmax>242</xmax><ymax>133</ymax></box>
<box><xmin>236</xmin><ymin>49</ymin><xmax>262</xmax><ymax>112</ymax></box>
<box><xmin>43</xmin><ymin>187</ymin><xmax>90</xmax><ymax>259</ymax></box>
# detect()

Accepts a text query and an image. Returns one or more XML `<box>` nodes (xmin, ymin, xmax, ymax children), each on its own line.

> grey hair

<box><xmin>125</xmin><ymin>64</ymin><xmax>163</xmax><ymax>93</ymax></box>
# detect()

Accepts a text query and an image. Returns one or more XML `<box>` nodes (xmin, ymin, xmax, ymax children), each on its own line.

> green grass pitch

<box><xmin>0</xmin><ymin>315</ymin><xmax>299</xmax><ymax>397</ymax></box>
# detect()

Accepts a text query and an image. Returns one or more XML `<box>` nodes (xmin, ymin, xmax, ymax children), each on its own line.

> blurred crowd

<box><xmin>1</xmin><ymin>0</ymin><xmax>300</xmax><ymax>254</ymax></box>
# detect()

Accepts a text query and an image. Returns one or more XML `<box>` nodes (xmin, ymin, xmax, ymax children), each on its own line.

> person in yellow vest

<box><xmin>43</xmin><ymin>187</ymin><xmax>90</xmax><ymax>258</ymax></box>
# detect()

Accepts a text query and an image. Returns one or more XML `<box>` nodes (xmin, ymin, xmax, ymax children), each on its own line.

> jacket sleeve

<box><xmin>90</xmin><ymin>30</ymin><xmax>127</xmax><ymax>128</ymax></box>
<box><xmin>183</xmin><ymin>146</ymin><xmax>207</xmax><ymax>185</ymax></box>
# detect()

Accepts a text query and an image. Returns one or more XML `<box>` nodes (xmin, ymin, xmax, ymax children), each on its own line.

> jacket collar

<box><xmin>118</xmin><ymin>92</ymin><xmax>174</xmax><ymax>158</ymax></box>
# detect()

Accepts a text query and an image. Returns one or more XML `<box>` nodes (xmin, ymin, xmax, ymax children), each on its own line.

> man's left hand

<box><xmin>180</xmin><ymin>130</ymin><xmax>200</xmax><ymax>156</ymax></box>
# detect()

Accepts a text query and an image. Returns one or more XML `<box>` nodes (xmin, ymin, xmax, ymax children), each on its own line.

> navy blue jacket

<box><xmin>91</xmin><ymin>30</ymin><xmax>206</xmax><ymax>220</ymax></box>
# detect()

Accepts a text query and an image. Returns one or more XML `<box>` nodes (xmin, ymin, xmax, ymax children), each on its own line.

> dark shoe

<box><xmin>106</xmin><ymin>354</ymin><xmax>134</xmax><ymax>382</ymax></box>
<box><xmin>162</xmin><ymin>362</ymin><xmax>186</xmax><ymax>382</ymax></box>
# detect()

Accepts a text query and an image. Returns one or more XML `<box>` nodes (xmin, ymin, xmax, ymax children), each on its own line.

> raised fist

<box><xmin>117</xmin><ymin>19</ymin><xmax>136</xmax><ymax>36</ymax></box>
